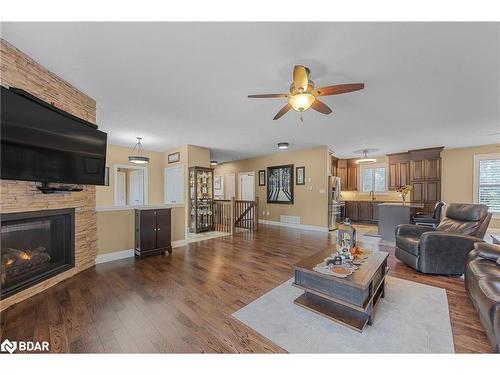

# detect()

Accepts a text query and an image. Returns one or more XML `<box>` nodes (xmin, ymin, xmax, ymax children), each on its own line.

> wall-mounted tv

<box><xmin>1</xmin><ymin>86</ymin><xmax>107</xmax><ymax>185</ymax></box>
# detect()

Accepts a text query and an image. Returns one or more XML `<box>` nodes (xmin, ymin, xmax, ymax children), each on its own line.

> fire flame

<box><xmin>18</xmin><ymin>251</ymin><xmax>31</xmax><ymax>260</ymax></box>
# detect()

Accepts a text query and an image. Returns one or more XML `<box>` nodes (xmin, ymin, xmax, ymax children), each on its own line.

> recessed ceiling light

<box><xmin>128</xmin><ymin>137</ymin><xmax>150</xmax><ymax>164</ymax></box>
<box><xmin>210</xmin><ymin>160</ymin><xmax>218</xmax><ymax>166</ymax></box>
<box><xmin>277</xmin><ymin>142</ymin><xmax>289</xmax><ymax>150</ymax></box>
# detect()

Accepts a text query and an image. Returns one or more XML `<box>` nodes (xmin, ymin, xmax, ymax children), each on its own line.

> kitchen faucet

<box><xmin>369</xmin><ymin>190</ymin><xmax>376</xmax><ymax>201</ymax></box>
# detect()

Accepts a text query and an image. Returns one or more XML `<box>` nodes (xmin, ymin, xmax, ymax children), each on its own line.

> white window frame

<box><xmin>359</xmin><ymin>162</ymin><xmax>388</xmax><ymax>195</ymax></box>
<box><xmin>473</xmin><ymin>152</ymin><xmax>500</xmax><ymax>217</ymax></box>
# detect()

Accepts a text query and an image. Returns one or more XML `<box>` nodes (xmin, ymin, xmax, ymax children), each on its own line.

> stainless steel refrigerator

<box><xmin>328</xmin><ymin>176</ymin><xmax>344</xmax><ymax>231</ymax></box>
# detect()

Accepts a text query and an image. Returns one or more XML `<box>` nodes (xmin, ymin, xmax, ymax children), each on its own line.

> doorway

<box><xmin>225</xmin><ymin>173</ymin><xmax>236</xmax><ymax>200</ymax></box>
<box><xmin>238</xmin><ymin>172</ymin><xmax>255</xmax><ymax>201</ymax></box>
<box><xmin>113</xmin><ymin>164</ymin><xmax>149</xmax><ymax>206</ymax></box>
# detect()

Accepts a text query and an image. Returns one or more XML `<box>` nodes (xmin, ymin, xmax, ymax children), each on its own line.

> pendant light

<box><xmin>355</xmin><ymin>149</ymin><xmax>376</xmax><ymax>165</ymax></box>
<box><xmin>128</xmin><ymin>137</ymin><xmax>150</xmax><ymax>164</ymax></box>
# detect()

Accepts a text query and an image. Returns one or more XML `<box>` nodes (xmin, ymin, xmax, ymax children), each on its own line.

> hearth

<box><xmin>1</xmin><ymin>208</ymin><xmax>75</xmax><ymax>299</ymax></box>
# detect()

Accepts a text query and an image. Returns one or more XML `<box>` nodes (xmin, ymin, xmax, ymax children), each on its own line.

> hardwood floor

<box><xmin>0</xmin><ymin>224</ymin><xmax>493</xmax><ymax>353</ymax></box>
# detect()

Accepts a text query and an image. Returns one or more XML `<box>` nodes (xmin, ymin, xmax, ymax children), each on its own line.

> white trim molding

<box><xmin>96</xmin><ymin>249</ymin><xmax>135</xmax><ymax>264</ymax></box>
<box><xmin>113</xmin><ymin>163</ymin><xmax>149</xmax><ymax>206</ymax></box>
<box><xmin>259</xmin><ymin>219</ymin><xmax>329</xmax><ymax>233</ymax></box>
<box><xmin>473</xmin><ymin>152</ymin><xmax>500</xmax><ymax>218</ymax></box>
<box><xmin>96</xmin><ymin>239</ymin><xmax>188</xmax><ymax>264</ymax></box>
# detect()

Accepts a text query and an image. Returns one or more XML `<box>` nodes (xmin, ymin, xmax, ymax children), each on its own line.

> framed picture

<box><xmin>258</xmin><ymin>170</ymin><xmax>266</xmax><ymax>186</ymax></box>
<box><xmin>267</xmin><ymin>164</ymin><xmax>294</xmax><ymax>204</ymax></box>
<box><xmin>296</xmin><ymin>166</ymin><xmax>305</xmax><ymax>185</ymax></box>
<box><xmin>168</xmin><ymin>152</ymin><xmax>180</xmax><ymax>164</ymax></box>
<box><xmin>214</xmin><ymin>175</ymin><xmax>224</xmax><ymax>198</ymax></box>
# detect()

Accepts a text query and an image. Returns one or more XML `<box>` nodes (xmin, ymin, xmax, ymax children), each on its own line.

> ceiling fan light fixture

<box><xmin>355</xmin><ymin>150</ymin><xmax>376</xmax><ymax>165</ymax></box>
<box><xmin>288</xmin><ymin>93</ymin><xmax>315</xmax><ymax>112</ymax></box>
<box><xmin>277</xmin><ymin>142</ymin><xmax>289</xmax><ymax>150</ymax></box>
<box><xmin>128</xmin><ymin>137</ymin><xmax>150</xmax><ymax>165</ymax></box>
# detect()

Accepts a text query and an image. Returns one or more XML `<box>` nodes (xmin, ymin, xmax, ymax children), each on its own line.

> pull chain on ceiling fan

<box><xmin>248</xmin><ymin>65</ymin><xmax>364</xmax><ymax>120</ymax></box>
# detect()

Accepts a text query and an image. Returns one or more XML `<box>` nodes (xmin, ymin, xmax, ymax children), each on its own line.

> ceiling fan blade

<box><xmin>311</xmin><ymin>99</ymin><xmax>332</xmax><ymax>114</ymax></box>
<box><xmin>293</xmin><ymin>65</ymin><xmax>308</xmax><ymax>92</ymax></box>
<box><xmin>273</xmin><ymin>103</ymin><xmax>292</xmax><ymax>120</ymax></box>
<box><xmin>248</xmin><ymin>93</ymin><xmax>289</xmax><ymax>98</ymax></box>
<box><xmin>315</xmin><ymin>83</ymin><xmax>364</xmax><ymax>96</ymax></box>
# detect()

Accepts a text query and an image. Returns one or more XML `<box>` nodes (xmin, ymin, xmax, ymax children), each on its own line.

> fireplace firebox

<box><xmin>1</xmin><ymin>208</ymin><xmax>75</xmax><ymax>299</ymax></box>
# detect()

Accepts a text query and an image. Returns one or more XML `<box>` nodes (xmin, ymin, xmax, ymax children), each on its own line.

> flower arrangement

<box><xmin>396</xmin><ymin>185</ymin><xmax>412</xmax><ymax>205</ymax></box>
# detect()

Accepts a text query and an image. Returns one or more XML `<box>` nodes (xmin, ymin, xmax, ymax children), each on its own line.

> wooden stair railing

<box><xmin>213</xmin><ymin>197</ymin><xmax>259</xmax><ymax>233</ymax></box>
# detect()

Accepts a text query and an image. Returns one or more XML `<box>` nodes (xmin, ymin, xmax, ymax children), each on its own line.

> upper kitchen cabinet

<box><xmin>409</xmin><ymin>147</ymin><xmax>443</xmax><ymax>181</ymax></box>
<box><xmin>387</xmin><ymin>152</ymin><xmax>410</xmax><ymax>190</ymax></box>
<box><xmin>337</xmin><ymin>159</ymin><xmax>358</xmax><ymax>191</ymax></box>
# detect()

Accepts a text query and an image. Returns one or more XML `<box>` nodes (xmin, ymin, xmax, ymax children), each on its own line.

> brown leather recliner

<box><xmin>465</xmin><ymin>242</ymin><xmax>500</xmax><ymax>353</ymax></box>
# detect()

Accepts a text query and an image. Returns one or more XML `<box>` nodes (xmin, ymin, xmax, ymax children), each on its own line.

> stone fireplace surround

<box><xmin>0</xmin><ymin>39</ymin><xmax>98</xmax><ymax>311</ymax></box>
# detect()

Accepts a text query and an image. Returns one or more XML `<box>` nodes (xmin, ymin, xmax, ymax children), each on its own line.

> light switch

<box><xmin>319</xmin><ymin>188</ymin><xmax>325</xmax><ymax>193</ymax></box>
<box><xmin>306</xmin><ymin>177</ymin><xmax>312</xmax><ymax>183</ymax></box>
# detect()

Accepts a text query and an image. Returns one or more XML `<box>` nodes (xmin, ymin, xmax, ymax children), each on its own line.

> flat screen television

<box><xmin>1</xmin><ymin>86</ymin><xmax>107</xmax><ymax>185</ymax></box>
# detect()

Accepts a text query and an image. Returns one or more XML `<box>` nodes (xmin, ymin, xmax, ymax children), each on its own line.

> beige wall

<box><xmin>442</xmin><ymin>144</ymin><xmax>500</xmax><ymax>229</ymax></box>
<box><xmin>96</xmin><ymin>144</ymin><xmax>165</xmax><ymax>206</ymax></box>
<box><xmin>96</xmin><ymin>207</ymin><xmax>185</xmax><ymax>254</ymax></box>
<box><xmin>95</xmin><ymin>143</ymin><xmax>211</xmax><ymax>255</ymax></box>
<box><xmin>215</xmin><ymin>146</ymin><xmax>329</xmax><ymax>227</ymax></box>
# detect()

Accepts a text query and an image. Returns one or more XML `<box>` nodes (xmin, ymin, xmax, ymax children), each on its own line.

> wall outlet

<box><xmin>267</xmin><ymin>211</ymin><xmax>270</xmax><ymax>216</ymax></box>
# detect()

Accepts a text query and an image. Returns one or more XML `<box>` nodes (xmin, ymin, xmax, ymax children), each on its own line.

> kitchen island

<box><xmin>378</xmin><ymin>203</ymin><xmax>411</xmax><ymax>241</ymax></box>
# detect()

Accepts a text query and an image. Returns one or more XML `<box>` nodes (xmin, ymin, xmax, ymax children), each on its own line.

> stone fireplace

<box><xmin>0</xmin><ymin>39</ymin><xmax>98</xmax><ymax>310</ymax></box>
<box><xmin>1</xmin><ymin>208</ymin><xmax>75</xmax><ymax>299</ymax></box>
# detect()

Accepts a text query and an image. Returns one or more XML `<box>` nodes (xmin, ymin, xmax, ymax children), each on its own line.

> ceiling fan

<box><xmin>248</xmin><ymin>65</ymin><xmax>364</xmax><ymax>121</ymax></box>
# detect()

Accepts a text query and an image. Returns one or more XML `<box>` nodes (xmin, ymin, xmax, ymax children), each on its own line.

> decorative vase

<box><xmin>401</xmin><ymin>194</ymin><xmax>406</xmax><ymax>206</ymax></box>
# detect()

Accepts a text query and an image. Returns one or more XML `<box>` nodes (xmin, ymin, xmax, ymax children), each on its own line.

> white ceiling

<box><xmin>1</xmin><ymin>22</ymin><xmax>499</xmax><ymax>160</ymax></box>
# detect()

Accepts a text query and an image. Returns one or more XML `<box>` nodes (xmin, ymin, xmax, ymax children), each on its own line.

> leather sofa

<box><xmin>465</xmin><ymin>242</ymin><xmax>500</xmax><ymax>353</ymax></box>
<box><xmin>395</xmin><ymin>204</ymin><xmax>492</xmax><ymax>275</ymax></box>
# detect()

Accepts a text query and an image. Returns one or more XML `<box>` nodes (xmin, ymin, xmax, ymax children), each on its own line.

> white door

<box><xmin>239</xmin><ymin>173</ymin><xmax>255</xmax><ymax>201</ymax></box>
<box><xmin>165</xmin><ymin>165</ymin><xmax>185</xmax><ymax>204</ymax></box>
<box><xmin>128</xmin><ymin>170</ymin><xmax>144</xmax><ymax>205</ymax></box>
<box><xmin>116</xmin><ymin>172</ymin><xmax>126</xmax><ymax>206</ymax></box>
<box><xmin>225</xmin><ymin>173</ymin><xmax>235</xmax><ymax>200</ymax></box>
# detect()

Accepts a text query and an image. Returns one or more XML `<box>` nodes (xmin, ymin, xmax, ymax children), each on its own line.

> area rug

<box><xmin>233</xmin><ymin>276</ymin><xmax>454</xmax><ymax>353</ymax></box>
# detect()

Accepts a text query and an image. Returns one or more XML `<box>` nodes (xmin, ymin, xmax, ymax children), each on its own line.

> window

<box><xmin>474</xmin><ymin>153</ymin><xmax>500</xmax><ymax>213</ymax></box>
<box><xmin>360</xmin><ymin>164</ymin><xmax>387</xmax><ymax>193</ymax></box>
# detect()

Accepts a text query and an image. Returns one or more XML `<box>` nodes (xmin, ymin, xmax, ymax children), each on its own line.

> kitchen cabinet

<box><xmin>345</xmin><ymin>201</ymin><xmax>359</xmax><ymax>221</ymax></box>
<box><xmin>337</xmin><ymin>159</ymin><xmax>358</xmax><ymax>191</ymax></box>
<box><xmin>358</xmin><ymin>201</ymin><xmax>372</xmax><ymax>221</ymax></box>
<box><xmin>387</xmin><ymin>152</ymin><xmax>410</xmax><ymax>190</ymax></box>
<box><xmin>371</xmin><ymin>202</ymin><xmax>380</xmax><ymax>221</ymax></box>
<box><xmin>135</xmin><ymin>208</ymin><xmax>172</xmax><ymax>258</ymax></box>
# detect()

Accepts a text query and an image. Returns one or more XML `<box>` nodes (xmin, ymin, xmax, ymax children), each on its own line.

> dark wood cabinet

<box><xmin>387</xmin><ymin>152</ymin><xmax>410</xmax><ymax>190</ymax></box>
<box><xmin>345</xmin><ymin>201</ymin><xmax>359</xmax><ymax>221</ymax></box>
<box><xmin>135</xmin><ymin>208</ymin><xmax>172</xmax><ymax>258</ymax></box>
<box><xmin>337</xmin><ymin>159</ymin><xmax>357</xmax><ymax>191</ymax></box>
<box><xmin>358</xmin><ymin>201</ymin><xmax>372</xmax><ymax>221</ymax></box>
<box><xmin>409</xmin><ymin>147</ymin><xmax>444</xmax><ymax>215</ymax></box>
<box><xmin>371</xmin><ymin>202</ymin><xmax>380</xmax><ymax>221</ymax></box>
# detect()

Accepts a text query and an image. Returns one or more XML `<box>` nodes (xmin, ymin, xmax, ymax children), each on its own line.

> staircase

<box><xmin>213</xmin><ymin>197</ymin><xmax>259</xmax><ymax>233</ymax></box>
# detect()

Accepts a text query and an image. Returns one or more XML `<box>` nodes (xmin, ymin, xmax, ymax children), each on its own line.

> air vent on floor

<box><xmin>280</xmin><ymin>215</ymin><xmax>301</xmax><ymax>224</ymax></box>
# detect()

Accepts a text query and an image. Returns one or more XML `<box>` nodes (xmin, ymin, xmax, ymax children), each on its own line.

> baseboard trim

<box><xmin>96</xmin><ymin>239</ymin><xmax>187</xmax><ymax>264</ymax></box>
<box><xmin>172</xmin><ymin>239</ymin><xmax>187</xmax><ymax>248</ymax></box>
<box><xmin>96</xmin><ymin>249</ymin><xmax>134</xmax><ymax>264</ymax></box>
<box><xmin>258</xmin><ymin>219</ymin><xmax>329</xmax><ymax>233</ymax></box>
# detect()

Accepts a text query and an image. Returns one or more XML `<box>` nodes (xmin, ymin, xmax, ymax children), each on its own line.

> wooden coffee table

<box><xmin>293</xmin><ymin>247</ymin><xmax>389</xmax><ymax>332</ymax></box>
